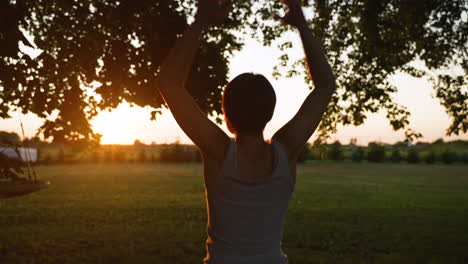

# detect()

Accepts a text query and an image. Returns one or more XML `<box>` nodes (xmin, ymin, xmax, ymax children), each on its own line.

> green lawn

<box><xmin>1</xmin><ymin>163</ymin><xmax>467</xmax><ymax>263</ymax></box>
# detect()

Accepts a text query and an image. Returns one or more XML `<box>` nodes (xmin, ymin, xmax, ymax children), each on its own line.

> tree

<box><xmin>393</xmin><ymin>141</ymin><xmax>408</xmax><ymax>149</ymax></box>
<box><xmin>424</xmin><ymin>150</ymin><xmax>437</xmax><ymax>164</ymax></box>
<box><xmin>1</xmin><ymin>0</ymin><xmax>466</xmax><ymax>143</ymax></box>
<box><xmin>440</xmin><ymin>149</ymin><xmax>457</xmax><ymax>164</ymax></box>
<box><xmin>327</xmin><ymin>140</ymin><xmax>343</xmax><ymax>161</ymax></box>
<box><xmin>460</xmin><ymin>153</ymin><xmax>468</xmax><ymax>164</ymax></box>
<box><xmin>103</xmin><ymin>149</ymin><xmax>113</xmax><ymax>163</ymax></box>
<box><xmin>113</xmin><ymin>148</ymin><xmax>126</xmax><ymax>163</ymax></box>
<box><xmin>390</xmin><ymin>149</ymin><xmax>402</xmax><ymax>163</ymax></box>
<box><xmin>134</xmin><ymin>139</ymin><xmax>146</xmax><ymax>147</ymax></box>
<box><xmin>407</xmin><ymin>147</ymin><xmax>420</xmax><ymax>164</ymax></box>
<box><xmin>0</xmin><ymin>131</ymin><xmax>21</xmax><ymax>145</ymax></box>
<box><xmin>367</xmin><ymin>142</ymin><xmax>385</xmax><ymax>163</ymax></box>
<box><xmin>159</xmin><ymin>142</ymin><xmax>198</xmax><ymax>163</ymax></box>
<box><xmin>91</xmin><ymin>151</ymin><xmax>101</xmax><ymax>163</ymax></box>
<box><xmin>138</xmin><ymin>149</ymin><xmax>146</xmax><ymax>163</ymax></box>
<box><xmin>312</xmin><ymin>139</ymin><xmax>327</xmax><ymax>160</ymax></box>
<box><xmin>351</xmin><ymin>147</ymin><xmax>365</xmax><ymax>162</ymax></box>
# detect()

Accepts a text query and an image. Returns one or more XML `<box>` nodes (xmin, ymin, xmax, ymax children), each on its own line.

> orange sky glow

<box><xmin>1</xmin><ymin>34</ymin><xmax>467</xmax><ymax>146</ymax></box>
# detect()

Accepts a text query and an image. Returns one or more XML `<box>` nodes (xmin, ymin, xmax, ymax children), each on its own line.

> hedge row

<box><xmin>299</xmin><ymin>142</ymin><xmax>468</xmax><ymax>164</ymax></box>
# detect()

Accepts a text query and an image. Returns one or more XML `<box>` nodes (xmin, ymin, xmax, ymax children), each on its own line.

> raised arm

<box><xmin>156</xmin><ymin>0</ymin><xmax>230</xmax><ymax>161</ymax></box>
<box><xmin>272</xmin><ymin>0</ymin><xmax>336</xmax><ymax>161</ymax></box>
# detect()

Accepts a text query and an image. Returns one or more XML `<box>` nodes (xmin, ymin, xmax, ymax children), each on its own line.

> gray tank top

<box><xmin>204</xmin><ymin>139</ymin><xmax>295</xmax><ymax>264</ymax></box>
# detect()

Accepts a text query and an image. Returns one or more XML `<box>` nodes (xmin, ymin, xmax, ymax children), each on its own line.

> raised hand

<box><xmin>196</xmin><ymin>0</ymin><xmax>230</xmax><ymax>26</ymax></box>
<box><xmin>276</xmin><ymin>0</ymin><xmax>307</xmax><ymax>28</ymax></box>
<box><xmin>272</xmin><ymin>1</ymin><xmax>336</xmax><ymax>164</ymax></box>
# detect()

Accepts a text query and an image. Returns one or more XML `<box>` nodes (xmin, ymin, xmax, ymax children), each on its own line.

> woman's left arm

<box><xmin>156</xmin><ymin>0</ymin><xmax>230</xmax><ymax>161</ymax></box>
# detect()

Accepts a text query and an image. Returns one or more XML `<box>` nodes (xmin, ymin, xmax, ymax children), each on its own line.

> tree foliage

<box><xmin>424</xmin><ymin>150</ymin><xmax>437</xmax><ymax>164</ymax></box>
<box><xmin>0</xmin><ymin>131</ymin><xmax>21</xmax><ymax>145</ymax></box>
<box><xmin>390</xmin><ymin>148</ymin><xmax>401</xmax><ymax>163</ymax></box>
<box><xmin>407</xmin><ymin>147</ymin><xmax>420</xmax><ymax>164</ymax></box>
<box><xmin>351</xmin><ymin>147</ymin><xmax>365</xmax><ymax>162</ymax></box>
<box><xmin>367</xmin><ymin>142</ymin><xmax>385</xmax><ymax>162</ymax></box>
<box><xmin>327</xmin><ymin>140</ymin><xmax>343</xmax><ymax>161</ymax></box>
<box><xmin>1</xmin><ymin>0</ymin><xmax>466</xmax><ymax>144</ymax></box>
<box><xmin>440</xmin><ymin>149</ymin><xmax>457</xmax><ymax>164</ymax></box>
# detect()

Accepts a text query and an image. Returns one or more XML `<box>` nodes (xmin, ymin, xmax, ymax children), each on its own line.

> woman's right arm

<box><xmin>273</xmin><ymin>0</ymin><xmax>336</xmax><ymax>161</ymax></box>
<box><xmin>156</xmin><ymin>0</ymin><xmax>231</xmax><ymax>162</ymax></box>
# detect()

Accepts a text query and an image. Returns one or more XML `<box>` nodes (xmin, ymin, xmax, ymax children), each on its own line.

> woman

<box><xmin>156</xmin><ymin>0</ymin><xmax>336</xmax><ymax>263</ymax></box>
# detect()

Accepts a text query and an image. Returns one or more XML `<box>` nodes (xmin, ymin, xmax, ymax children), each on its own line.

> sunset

<box><xmin>1</xmin><ymin>0</ymin><xmax>467</xmax><ymax>263</ymax></box>
<box><xmin>2</xmin><ymin>38</ymin><xmax>467</xmax><ymax>145</ymax></box>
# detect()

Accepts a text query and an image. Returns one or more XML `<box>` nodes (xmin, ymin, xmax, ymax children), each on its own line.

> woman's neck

<box><xmin>235</xmin><ymin>132</ymin><xmax>275</xmax><ymax>175</ymax></box>
<box><xmin>235</xmin><ymin>132</ymin><xmax>269</xmax><ymax>151</ymax></box>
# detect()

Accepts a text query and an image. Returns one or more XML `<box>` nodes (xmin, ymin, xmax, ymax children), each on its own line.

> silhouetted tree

<box><xmin>393</xmin><ymin>141</ymin><xmax>409</xmax><ymax>149</ymax></box>
<box><xmin>0</xmin><ymin>131</ymin><xmax>21</xmax><ymax>145</ymax></box>
<box><xmin>159</xmin><ymin>143</ymin><xmax>199</xmax><ymax>163</ymax></box>
<box><xmin>134</xmin><ymin>140</ymin><xmax>145</xmax><ymax>147</ymax></box>
<box><xmin>460</xmin><ymin>153</ymin><xmax>468</xmax><ymax>164</ymax></box>
<box><xmin>138</xmin><ymin>149</ymin><xmax>146</xmax><ymax>163</ymax></box>
<box><xmin>424</xmin><ymin>150</ymin><xmax>437</xmax><ymax>164</ymax></box>
<box><xmin>91</xmin><ymin>151</ymin><xmax>101</xmax><ymax>163</ymax></box>
<box><xmin>103</xmin><ymin>149</ymin><xmax>113</xmax><ymax>163</ymax></box>
<box><xmin>407</xmin><ymin>148</ymin><xmax>420</xmax><ymax>164</ymax></box>
<box><xmin>113</xmin><ymin>148</ymin><xmax>126</xmax><ymax>163</ymax></box>
<box><xmin>312</xmin><ymin>140</ymin><xmax>327</xmax><ymax>160</ymax></box>
<box><xmin>367</xmin><ymin>143</ymin><xmax>385</xmax><ymax>163</ymax></box>
<box><xmin>351</xmin><ymin>147</ymin><xmax>365</xmax><ymax>162</ymax></box>
<box><xmin>440</xmin><ymin>149</ymin><xmax>457</xmax><ymax>164</ymax></box>
<box><xmin>1</xmin><ymin>0</ymin><xmax>466</xmax><ymax>143</ymax></box>
<box><xmin>390</xmin><ymin>149</ymin><xmax>402</xmax><ymax>163</ymax></box>
<box><xmin>327</xmin><ymin>141</ymin><xmax>343</xmax><ymax>161</ymax></box>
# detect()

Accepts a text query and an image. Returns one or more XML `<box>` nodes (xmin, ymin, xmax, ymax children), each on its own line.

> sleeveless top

<box><xmin>203</xmin><ymin>139</ymin><xmax>295</xmax><ymax>264</ymax></box>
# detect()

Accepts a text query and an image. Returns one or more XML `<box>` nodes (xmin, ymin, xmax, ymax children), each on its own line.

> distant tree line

<box><xmin>298</xmin><ymin>139</ymin><xmax>468</xmax><ymax>165</ymax></box>
<box><xmin>1</xmin><ymin>131</ymin><xmax>467</xmax><ymax>165</ymax></box>
<box><xmin>38</xmin><ymin>143</ymin><xmax>201</xmax><ymax>165</ymax></box>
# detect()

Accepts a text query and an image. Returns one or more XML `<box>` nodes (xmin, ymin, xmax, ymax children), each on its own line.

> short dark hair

<box><xmin>222</xmin><ymin>73</ymin><xmax>276</xmax><ymax>134</ymax></box>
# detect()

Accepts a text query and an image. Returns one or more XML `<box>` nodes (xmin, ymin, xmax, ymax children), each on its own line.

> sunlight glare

<box><xmin>91</xmin><ymin>103</ymin><xmax>144</xmax><ymax>145</ymax></box>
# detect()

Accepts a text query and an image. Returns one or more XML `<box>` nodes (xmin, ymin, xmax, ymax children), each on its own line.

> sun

<box><xmin>91</xmin><ymin>102</ymin><xmax>143</xmax><ymax>145</ymax></box>
<box><xmin>90</xmin><ymin>101</ymin><xmax>196</xmax><ymax>145</ymax></box>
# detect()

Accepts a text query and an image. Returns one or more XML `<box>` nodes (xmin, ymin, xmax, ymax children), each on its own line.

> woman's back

<box><xmin>204</xmin><ymin>140</ymin><xmax>294</xmax><ymax>264</ymax></box>
<box><xmin>156</xmin><ymin>1</ymin><xmax>336</xmax><ymax>263</ymax></box>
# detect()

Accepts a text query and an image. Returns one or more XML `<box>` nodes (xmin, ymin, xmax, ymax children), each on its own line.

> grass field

<box><xmin>1</xmin><ymin>163</ymin><xmax>467</xmax><ymax>264</ymax></box>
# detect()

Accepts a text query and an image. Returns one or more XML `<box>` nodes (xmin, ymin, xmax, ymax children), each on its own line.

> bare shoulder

<box><xmin>272</xmin><ymin>132</ymin><xmax>299</xmax><ymax>162</ymax></box>
<box><xmin>272</xmin><ymin>137</ymin><xmax>298</xmax><ymax>185</ymax></box>
<box><xmin>200</xmin><ymin>139</ymin><xmax>232</xmax><ymax>183</ymax></box>
<box><xmin>199</xmin><ymin>136</ymin><xmax>231</xmax><ymax>164</ymax></box>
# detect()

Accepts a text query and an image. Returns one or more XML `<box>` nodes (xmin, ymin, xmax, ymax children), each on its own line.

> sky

<box><xmin>1</xmin><ymin>32</ymin><xmax>467</xmax><ymax>146</ymax></box>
